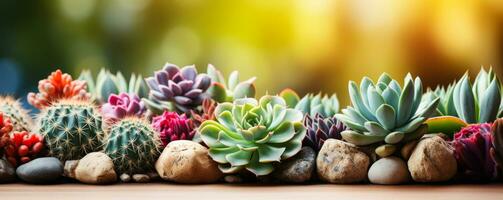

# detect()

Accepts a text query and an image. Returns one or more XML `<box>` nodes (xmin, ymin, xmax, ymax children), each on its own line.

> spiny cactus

<box><xmin>5</xmin><ymin>131</ymin><xmax>45</xmax><ymax>167</ymax></box>
<box><xmin>144</xmin><ymin>63</ymin><xmax>211</xmax><ymax>114</ymax></box>
<box><xmin>104</xmin><ymin>117</ymin><xmax>161</xmax><ymax>174</ymax></box>
<box><xmin>0</xmin><ymin>113</ymin><xmax>14</xmax><ymax>157</ymax></box>
<box><xmin>335</xmin><ymin>73</ymin><xmax>439</xmax><ymax>156</ymax></box>
<box><xmin>296</xmin><ymin>93</ymin><xmax>339</xmax><ymax>118</ymax></box>
<box><xmin>36</xmin><ymin>99</ymin><xmax>104</xmax><ymax>161</ymax></box>
<box><xmin>0</xmin><ymin>96</ymin><xmax>33</xmax><ymax>132</ymax></box>
<box><xmin>303</xmin><ymin>113</ymin><xmax>346</xmax><ymax>152</ymax></box>
<box><xmin>152</xmin><ymin>111</ymin><xmax>195</xmax><ymax>147</ymax></box>
<box><xmin>101</xmin><ymin>93</ymin><xmax>146</xmax><ymax>123</ymax></box>
<box><xmin>28</xmin><ymin>69</ymin><xmax>90</xmax><ymax>109</ymax></box>
<box><xmin>452</xmin><ymin>68</ymin><xmax>501</xmax><ymax>124</ymax></box>
<box><xmin>199</xmin><ymin>95</ymin><xmax>306</xmax><ymax>176</ymax></box>
<box><xmin>453</xmin><ymin>123</ymin><xmax>498</xmax><ymax>181</ymax></box>
<box><xmin>79</xmin><ymin>69</ymin><xmax>149</xmax><ymax>104</ymax></box>
<box><xmin>206</xmin><ymin>64</ymin><xmax>256</xmax><ymax>102</ymax></box>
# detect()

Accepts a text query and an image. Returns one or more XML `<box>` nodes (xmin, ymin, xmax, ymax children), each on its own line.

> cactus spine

<box><xmin>0</xmin><ymin>96</ymin><xmax>34</xmax><ymax>132</ymax></box>
<box><xmin>36</xmin><ymin>99</ymin><xmax>104</xmax><ymax>161</ymax></box>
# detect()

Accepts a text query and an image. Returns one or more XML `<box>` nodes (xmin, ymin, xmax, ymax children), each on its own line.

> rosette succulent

<box><xmin>199</xmin><ymin>95</ymin><xmax>306</xmax><ymax>176</ymax></box>
<box><xmin>420</xmin><ymin>84</ymin><xmax>457</xmax><ymax>117</ymax></box>
<box><xmin>191</xmin><ymin>99</ymin><xmax>217</xmax><ymax>125</ymax></box>
<box><xmin>296</xmin><ymin>93</ymin><xmax>339</xmax><ymax>118</ymax></box>
<box><xmin>101</xmin><ymin>93</ymin><xmax>146</xmax><ymax>123</ymax></box>
<box><xmin>144</xmin><ymin>63</ymin><xmax>211</xmax><ymax>114</ymax></box>
<box><xmin>28</xmin><ymin>70</ymin><xmax>90</xmax><ymax>109</ymax></box>
<box><xmin>335</xmin><ymin>73</ymin><xmax>439</xmax><ymax>154</ymax></box>
<box><xmin>152</xmin><ymin>111</ymin><xmax>196</xmax><ymax>147</ymax></box>
<box><xmin>206</xmin><ymin>64</ymin><xmax>256</xmax><ymax>102</ymax></box>
<box><xmin>303</xmin><ymin>113</ymin><xmax>346</xmax><ymax>151</ymax></box>
<box><xmin>79</xmin><ymin>69</ymin><xmax>149</xmax><ymax>104</ymax></box>
<box><xmin>453</xmin><ymin>123</ymin><xmax>498</xmax><ymax>181</ymax></box>
<box><xmin>450</xmin><ymin>68</ymin><xmax>502</xmax><ymax>124</ymax></box>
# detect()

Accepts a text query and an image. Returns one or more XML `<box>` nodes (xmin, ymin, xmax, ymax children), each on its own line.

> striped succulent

<box><xmin>451</xmin><ymin>68</ymin><xmax>501</xmax><ymax>124</ymax></box>
<box><xmin>206</xmin><ymin>64</ymin><xmax>256</xmax><ymax>103</ymax></box>
<box><xmin>198</xmin><ymin>95</ymin><xmax>306</xmax><ymax>176</ymax></box>
<box><xmin>335</xmin><ymin>73</ymin><xmax>439</xmax><ymax>152</ymax></box>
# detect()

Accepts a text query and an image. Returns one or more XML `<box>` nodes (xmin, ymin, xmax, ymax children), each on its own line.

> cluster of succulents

<box><xmin>3</xmin><ymin>65</ymin><xmax>503</xmax><ymax>185</ymax></box>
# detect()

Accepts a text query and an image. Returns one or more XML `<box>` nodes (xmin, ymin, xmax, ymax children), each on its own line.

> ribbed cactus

<box><xmin>206</xmin><ymin>64</ymin><xmax>256</xmax><ymax>103</ymax></box>
<box><xmin>36</xmin><ymin>99</ymin><xmax>104</xmax><ymax>161</ymax></box>
<box><xmin>104</xmin><ymin>118</ymin><xmax>161</xmax><ymax>174</ymax></box>
<box><xmin>0</xmin><ymin>96</ymin><xmax>33</xmax><ymax>132</ymax></box>
<box><xmin>79</xmin><ymin>69</ymin><xmax>149</xmax><ymax>104</ymax></box>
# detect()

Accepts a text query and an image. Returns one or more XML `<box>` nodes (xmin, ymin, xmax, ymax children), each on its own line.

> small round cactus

<box><xmin>5</xmin><ymin>131</ymin><xmax>45</xmax><ymax>167</ymax></box>
<box><xmin>152</xmin><ymin>111</ymin><xmax>196</xmax><ymax>147</ymax></box>
<box><xmin>104</xmin><ymin>117</ymin><xmax>161</xmax><ymax>174</ymax></box>
<box><xmin>36</xmin><ymin>99</ymin><xmax>104</xmax><ymax>161</ymax></box>
<box><xmin>0</xmin><ymin>96</ymin><xmax>34</xmax><ymax>132</ymax></box>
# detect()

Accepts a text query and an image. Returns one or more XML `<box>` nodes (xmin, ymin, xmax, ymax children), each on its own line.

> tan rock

<box><xmin>75</xmin><ymin>152</ymin><xmax>117</xmax><ymax>184</ymax></box>
<box><xmin>155</xmin><ymin>140</ymin><xmax>222</xmax><ymax>184</ymax></box>
<box><xmin>407</xmin><ymin>136</ymin><xmax>457</xmax><ymax>182</ymax></box>
<box><xmin>316</xmin><ymin>139</ymin><xmax>370</xmax><ymax>184</ymax></box>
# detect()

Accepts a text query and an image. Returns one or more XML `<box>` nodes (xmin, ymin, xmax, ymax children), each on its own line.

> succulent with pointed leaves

<box><xmin>420</xmin><ymin>84</ymin><xmax>457</xmax><ymax>117</ymax></box>
<box><xmin>206</xmin><ymin>64</ymin><xmax>256</xmax><ymax>102</ymax></box>
<box><xmin>296</xmin><ymin>93</ymin><xmax>339</xmax><ymax>118</ymax></box>
<box><xmin>199</xmin><ymin>95</ymin><xmax>306</xmax><ymax>176</ymax></box>
<box><xmin>0</xmin><ymin>96</ymin><xmax>33</xmax><ymax>132</ymax></box>
<box><xmin>452</xmin><ymin>68</ymin><xmax>501</xmax><ymax>123</ymax></box>
<box><xmin>303</xmin><ymin>113</ymin><xmax>346</xmax><ymax>152</ymax></box>
<box><xmin>152</xmin><ymin>111</ymin><xmax>196</xmax><ymax>147</ymax></box>
<box><xmin>144</xmin><ymin>63</ymin><xmax>211</xmax><ymax>114</ymax></box>
<box><xmin>453</xmin><ymin>123</ymin><xmax>498</xmax><ymax>181</ymax></box>
<box><xmin>79</xmin><ymin>69</ymin><xmax>149</xmax><ymax>104</ymax></box>
<box><xmin>190</xmin><ymin>98</ymin><xmax>217</xmax><ymax>126</ymax></box>
<box><xmin>104</xmin><ymin>117</ymin><xmax>161</xmax><ymax>174</ymax></box>
<box><xmin>28</xmin><ymin>70</ymin><xmax>90</xmax><ymax>109</ymax></box>
<box><xmin>36</xmin><ymin>99</ymin><xmax>104</xmax><ymax>161</ymax></box>
<box><xmin>335</xmin><ymin>73</ymin><xmax>439</xmax><ymax>156</ymax></box>
<box><xmin>101</xmin><ymin>93</ymin><xmax>146</xmax><ymax>123</ymax></box>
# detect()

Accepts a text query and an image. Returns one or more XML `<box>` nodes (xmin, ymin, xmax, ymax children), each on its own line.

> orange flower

<box><xmin>27</xmin><ymin>69</ymin><xmax>90</xmax><ymax>109</ymax></box>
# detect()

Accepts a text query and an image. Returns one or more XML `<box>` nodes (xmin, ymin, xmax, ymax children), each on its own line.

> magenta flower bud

<box><xmin>102</xmin><ymin>93</ymin><xmax>146</xmax><ymax>122</ymax></box>
<box><xmin>152</xmin><ymin>111</ymin><xmax>195</xmax><ymax>146</ymax></box>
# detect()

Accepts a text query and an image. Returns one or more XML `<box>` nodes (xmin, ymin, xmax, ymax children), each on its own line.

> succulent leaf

<box><xmin>206</xmin><ymin>64</ymin><xmax>257</xmax><ymax>103</ymax></box>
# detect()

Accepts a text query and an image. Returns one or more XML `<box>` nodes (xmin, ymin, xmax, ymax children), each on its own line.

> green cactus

<box><xmin>79</xmin><ymin>69</ymin><xmax>149</xmax><ymax>104</ymax></box>
<box><xmin>36</xmin><ymin>99</ymin><xmax>104</xmax><ymax>161</ymax></box>
<box><xmin>335</xmin><ymin>73</ymin><xmax>439</xmax><ymax>156</ymax></box>
<box><xmin>0</xmin><ymin>96</ymin><xmax>34</xmax><ymax>132</ymax></box>
<box><xmin>199</xmin><ymin>95</ymin><xmax>306</xmax><ymax>176</ymax></box>
<box><xmin>206</xmin><ymin>64</ymin><xmax>256</xmax><ymax>103</ymax></box>
<box><xmin>104</xmin><ymin>117</ymin><xmax>161</xmax><ymax>174</ymax></box>
<box><xmin>295</xmin><ymin>93</ymin><xmax>339</xmax><ymax>118</ymax></box>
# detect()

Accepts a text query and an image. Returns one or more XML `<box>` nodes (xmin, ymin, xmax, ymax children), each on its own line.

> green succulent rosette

<box><xmin>335</xmin><ymin>73</ymin><xmax>439</xmax><ymax>156</ymax></box>
<box><xmin>199</xmin><ymin>95</ymin><xmax>306</xmax><ymax>176</ymax></box>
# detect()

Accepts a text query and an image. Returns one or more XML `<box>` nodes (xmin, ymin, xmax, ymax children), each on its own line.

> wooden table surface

<box><xmin>1</xmin><ymin>183</ymin><xmax>503</xmax><ymax>200</ymax></box>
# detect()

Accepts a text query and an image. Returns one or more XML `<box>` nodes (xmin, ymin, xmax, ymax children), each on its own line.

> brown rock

<box><xmin>407</xmin><ymin>136</ymin><xmax>457</xmax><ymax>182</ymax></box>
<box><xmin>74</xmin><ymin>152</ymin><xmax>117</xmax><ymax>184</ymax></box>
<box><xmin>316</xmin><ymin>139</ymin><xmax>370</xmax><ymax>184</ymax></box>
<box><xmin>155</xmin><ymin>140</ymin><xmax>222</xmax><ymax>184</ymax></box>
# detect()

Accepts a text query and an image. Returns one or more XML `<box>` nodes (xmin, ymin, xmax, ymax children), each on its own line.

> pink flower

<box><xmin>152</xmin><ymin>111</ymin><xmax>195</xmax><ymax>146</ymax></box>
<box><xmin>102</xmin><ymin>93</ymin><xmax>146</xmax><ymax>122</ymax></box>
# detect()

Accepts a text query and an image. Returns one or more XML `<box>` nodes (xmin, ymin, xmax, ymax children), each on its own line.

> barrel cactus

<box><xmin>101</xmin><ymin>93</ymin><xmax>146</xmax><ymax>123</ymax></box>
<box><xmin>79</xmin><ymin>69</ymin><xmax>149</xmax><ymax>104</ymax></box>
<box><xmin>0</xmin><ymin>96</ymin><xmax>33</xmax><ymax>132</ymax></box>
<box><xmin>296</xmin><ymin>93</ymin><xmax>339</xmax><ymax>118</ymax></box>
<box><xmin>28</xmin><ymin>69</ymin><xmax>90</xmax><ymax>109</ymax></box>
<box><xmin>206</xmin><ymin>64</ymin><xmax>256</xmax><ymax>103</ymax></box>
<box><xmin>335</xmin><ymin>73</ymin><xmax>439</xmax><ymax>155</ymax></box>
<box><xmin>453</xmin><ymin>123</ymin><xmax>498</xmax><ymax>181</ymax></box>
<box><xmin>199</xmin><ymin>95</ymin><xmax>306</xmax><ymax>176</ymax></box>
<box><xmin>104</xmin><ymin>118</ymin><xmax>161</xmax><ymax>174</ymax></box>
<box><xmin>36</xmin><ymin>99</ymin><xmax>104</xmax><ymax>161</ymax></box>
<box><xmin>144</xmin><ymin>63</ymin><xmax>212</xmax><ymax>114</ymax></box>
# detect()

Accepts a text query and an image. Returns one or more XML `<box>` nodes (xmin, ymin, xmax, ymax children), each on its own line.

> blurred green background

<box><xmin>1</xmin><ymin>0</ymin><xmax>503</xmax><ymax>107</ymax></box>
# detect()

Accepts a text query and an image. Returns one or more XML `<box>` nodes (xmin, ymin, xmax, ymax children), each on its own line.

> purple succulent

<box><xmin>152</xmin><ymin>111</ymin><xmax>196</xmax><ymax>147</ymax></box>
<box><xmin>144</xmin><ymin>63</ymin><xmax>211</xmax><ymax>114</ymax></box>
<box><xmin>452</xmin><ymin>123</ymin><xmax>498</xmax><ymax>181</ymax></box>
<box><xmin>101</xmin><ymin>93</ymin><xmax>146</xmax><ymax>122</ymax></box>
<box><xmin>303</xmin><ymin>113</ymin><xmax>347</xmax><ymax>151</ymax></box>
